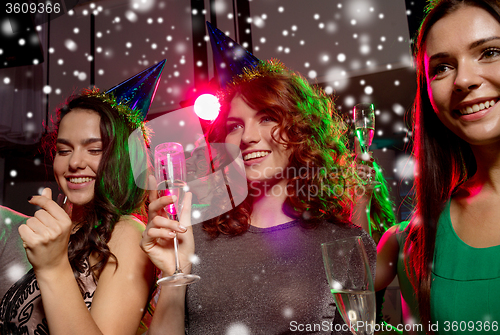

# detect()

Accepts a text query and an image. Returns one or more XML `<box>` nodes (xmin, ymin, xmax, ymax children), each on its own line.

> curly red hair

<box><xmin>203</xmin><ymin>60</ymin><xmax>358</xmax><ymax>237</ymax></box>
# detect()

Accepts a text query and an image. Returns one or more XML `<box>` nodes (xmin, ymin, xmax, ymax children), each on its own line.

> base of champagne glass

<box><xmin>157</xmin><ymin>273</ymin><xmax>201</xmax><ymax>286</ymax></box>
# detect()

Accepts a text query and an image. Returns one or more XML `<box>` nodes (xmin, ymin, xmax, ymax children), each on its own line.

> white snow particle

<box><xmin>393</xmin><ymin>103</ymin><xmax>405</xmax><ymax>116</ymax></box>
<box><xmin>125</xmin><ymin>11</ymin><xmax>138</xmax><ymax>22</ymax></box>
<box><xmin>337</xmin><ymin>53</ymin><xmax>346</xmax><ymax>62</ymax></box>
<box><xmin>7</xmin><ymin>264</ymin><xmax>25</xmax><ymax>282</ymax></box>
<box><xmin>360</xmin><ymin>44</ymin><xmax>370</xmax><ymax>55</ymax></box>
<box><xmin>42</xmin><ymin>85</ymin><xmax>51</xmax><ymax>94</ymax></box>
<box><xmin>78</xmin><ymin>72</ymin><xmax>87</xmax><ymax>81</ymax></box>
<box><xmin>283</xmin><ymin>307</ymin><xmax>293</xmax><ymax>318</ymax></box>
<box><xmin>64</xmin><ymin>39</ymin><xmax>77</xmax><ymax>52</ymax></box>
<box><xmin>226</xmin><ymin>323</ymin><xmax>250</xmax><ymax>335</ymax></box>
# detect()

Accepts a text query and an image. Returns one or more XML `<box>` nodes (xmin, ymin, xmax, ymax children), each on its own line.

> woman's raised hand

<box><xmin>141</xmin><ymin>175</ymin><xmax>194</xmax><ymax>275</ymax></box>
<box><xmin>18</xmin><ymin>188</ymin><xmax>73</xmax><ymax>273</ymax></box>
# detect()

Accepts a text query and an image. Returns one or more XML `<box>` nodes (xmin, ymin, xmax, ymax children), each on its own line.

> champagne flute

<box><xmin>154</xmin><ymin>142</ymin><xmax>200</xmax><ymax>286</ymax></box>
<box><xmin>322</xmin><ymin>237</ymin><xmax>375</xmax><ymax>335</ymax></box>
<box><xmin>353</xmin><ymin>103</ymin><xmax>379</xmax><ymax>186</ymax></box>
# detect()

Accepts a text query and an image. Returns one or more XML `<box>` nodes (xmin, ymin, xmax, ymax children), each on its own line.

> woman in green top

<box><xmin>379</xmin><ymin>0</ymin><xmax>500</xmax><ymax>333</ymax></box>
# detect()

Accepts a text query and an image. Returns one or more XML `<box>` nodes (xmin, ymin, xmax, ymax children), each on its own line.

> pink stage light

<box><xmin>194</xmin><ymin>94</ymin><xmax>220</xmax><ymax>121</ymax></box>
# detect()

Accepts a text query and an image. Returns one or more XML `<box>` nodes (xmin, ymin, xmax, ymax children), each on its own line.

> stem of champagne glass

<box><xmin>173</xmin><ymin>234</ymin><xmax>182</xmax><ymax>274</ymax></box>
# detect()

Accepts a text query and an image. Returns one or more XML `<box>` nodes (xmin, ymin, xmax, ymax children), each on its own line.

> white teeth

<box><xmin>69</xmin><ymin>177</ymin><xmax>94</xmax><ymax>184</ymax></box>
<box><xmin>460</xmin><ymin>100</ymin><xmax>496</xmax><ymax>115</ymax></box>
<box><xmin>243</xmin><ymin>151</ymin><xmax>270</xmax><ymax>161</ymax></box>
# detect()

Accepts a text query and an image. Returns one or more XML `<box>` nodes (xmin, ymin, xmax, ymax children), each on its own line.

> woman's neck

<box><xmin>249</xmin><ymin>179</ymin><xmax>294</xmax><ymax>228</ymax></box>
<box><xmin>461</xmin><ymin>143</ymin><xmax>500</xmax><ymax>195</ymax></box>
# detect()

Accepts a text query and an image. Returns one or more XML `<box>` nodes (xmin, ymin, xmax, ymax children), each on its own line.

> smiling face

<box><xmin>224</xmin><ymin>95</ymin><xmax>291</xmax><ymax>187</ymax></box>
<box><xmin>53</xmin><ymin>108</ymin><xmax>103</xmax><ymax>207</ymax></box>
<box><xmin>424</xmin><ymin>5</ymin><xmax>500</xmax><ymax>146</ymax></box>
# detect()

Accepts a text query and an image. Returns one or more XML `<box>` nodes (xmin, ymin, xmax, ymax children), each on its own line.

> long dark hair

<box><xmin>407</xmin><ymin>0</ymin><xmax>499</xmax><ymax>331</ymax></box>
<box><xmin>45</xmin><ymin>93</ymin><xmax>148</xmax><ymax>292</ymax></box>
<box><xmin>204</xmin><ymin>60</ymin><xmax>358</xmax><ymax>237</ymax></box>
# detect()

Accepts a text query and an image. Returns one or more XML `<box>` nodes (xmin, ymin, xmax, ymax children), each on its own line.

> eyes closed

<box><xmin>56</xmin><ymin>140</ymin><xmax>103</xmax><ymax>156</ymax></box>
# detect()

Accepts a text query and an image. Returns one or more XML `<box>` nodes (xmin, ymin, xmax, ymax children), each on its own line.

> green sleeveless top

<box><xmin>431</xmin><ymin>201</ymin><xmax>500</xmax><ymax>334</ymax></box>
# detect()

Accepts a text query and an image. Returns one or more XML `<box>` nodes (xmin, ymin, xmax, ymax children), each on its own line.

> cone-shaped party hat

<box><xmin>206</xmin><ymin>21</ymin><xmax>259</xmax><ymax>88</ymax></box>
<box><xmin>106</xmin><ymin>59</ymin><xmax>166</xmax><ymax>120</ymax></box>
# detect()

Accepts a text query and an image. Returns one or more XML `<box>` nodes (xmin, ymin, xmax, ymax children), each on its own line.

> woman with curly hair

<box><xmin>0</xmin><ymin>90</ymin><xmax>156</xmax><ymax>335</ymax></box>
<box><xmin>142</xmin><ymin>60</ymin><xmax>376</xmax><ymax>334</ymax></box>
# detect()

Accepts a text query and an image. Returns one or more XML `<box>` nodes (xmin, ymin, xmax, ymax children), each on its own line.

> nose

<box><xmin>68</xmin><ymin>150</ymin><xmax>87</xmax><ymax>171</ymax></box>
<box><xmin>241</xmin><ymin>123</ymin><xmax>261</xmax><ymax>147</ymax></box>
<box><xmin>454</xmin><ymin>61</ymin><xmax>482</xmax><ymax>93</ymax></box>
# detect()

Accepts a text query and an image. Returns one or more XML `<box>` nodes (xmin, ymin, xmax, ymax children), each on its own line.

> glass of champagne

<box><xmin>154</xmin><ymin>142</ymin><xmax>200</xmax><ymax>286</ymax></box>
<box><xmin>353</xmin><ymin>103</ymin><xmax>379</xmax><ymax>186</ymax></box>
<box><xmin>322</xmin><ymin>237</ymin><xmax>375</xmax><ymax>335</ymax></box>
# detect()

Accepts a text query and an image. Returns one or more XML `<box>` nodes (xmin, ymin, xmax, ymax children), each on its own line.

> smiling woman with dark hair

<box><xmin>141</xmin><ymin>60</ymin><xmax>376</xmax><ymax>335</ymax></box>
<box><xmin>375</xmin><ymin>0</ymin><xmax>500</xmax><ymax>333</ymax></box>
<box><xmin>0</xmin><ymin>90</ymin><xmax>156</xmax><ymax>335</ymax></box>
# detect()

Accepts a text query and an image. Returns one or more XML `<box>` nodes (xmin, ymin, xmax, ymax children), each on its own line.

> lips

<box><xmin>243</xmin><ymin>151</ymin><xmax>270</xmax><ymax>161</ymax></box>
<box><xmin>459</xmin><ymin>99</ymin><xmax>497</xmax><ymax>115</ymax></box>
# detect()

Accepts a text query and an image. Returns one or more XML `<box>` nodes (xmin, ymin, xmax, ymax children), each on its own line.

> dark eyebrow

<box><xmin>56</xmin><ymin>138</ymin><xmax>102</xmax><ymax>146</ymax></box>
<box><xmin>429</xmin><ymin>36</ymin><xmax>500</xmax><ymax>62</ymax></box>
<box><xmin>469</xmin><ymin>36</ymin><xmax>500</xmax><ymax>49</ymax></box>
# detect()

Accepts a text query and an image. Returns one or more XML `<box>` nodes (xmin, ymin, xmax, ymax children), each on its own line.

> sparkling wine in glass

<box><xmin>322</xmin><ymin>237</ymin><xmax>375</xmax><ymax>335</ymax></box>
<box><xmin>353</xmin><ymin>103</ymin><xmax>375</xmax><ymax>154</ymax></box>
<box><xmin>353</xmin><ymin>103</ymin><xmax>379</xmax><ymax>186</ymax></box>
<box><xmin>154</xmin><ymin>142</ymin><xmax>200</xmax><ymax>286</ymax></box>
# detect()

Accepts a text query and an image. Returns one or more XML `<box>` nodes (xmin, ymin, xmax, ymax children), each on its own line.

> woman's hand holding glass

<box><xmin>141</xmin><ymin>175</ymin><xmax>195</xmax><ymax>280</ymax></box>
<box><xmin>18</xmin><ymin>187</ymin><xmax>73</xmax><ymax>273</ymax></box>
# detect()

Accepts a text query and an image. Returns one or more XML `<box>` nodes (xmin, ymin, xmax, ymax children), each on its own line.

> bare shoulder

<box><xmin>107</xmin><ymin>215</ymin><xmax>146</xmax><ymax>252</ymax></box>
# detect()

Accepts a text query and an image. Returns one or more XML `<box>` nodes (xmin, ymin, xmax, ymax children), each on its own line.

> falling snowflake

<box><xmin>394</xmin><ymin>155</ymin><xmax>415</xmax><ymax>179</ymax></box>
<box><xmin>226</xmin><ymin>323</ymin><xmax>250</xmax><ymax>335</ymax></box>
<box><xmin>7</xmin><ymin>264</ymin><xmax>25</xmax><ymax>282</ymax></box>
<box><xmin>282</xmin><ymin>307</ymin><xmax>293</xmax><ymax>318</ymax></box>
<box><xmin>64</xmin><ymin>39</ymin><xmax>77</xmax><ymax>51</ymax></box>
<box><xmin>189</xmin><ymin>253</ymin><xmax>200</xmax><ymax>265</ymax></box>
